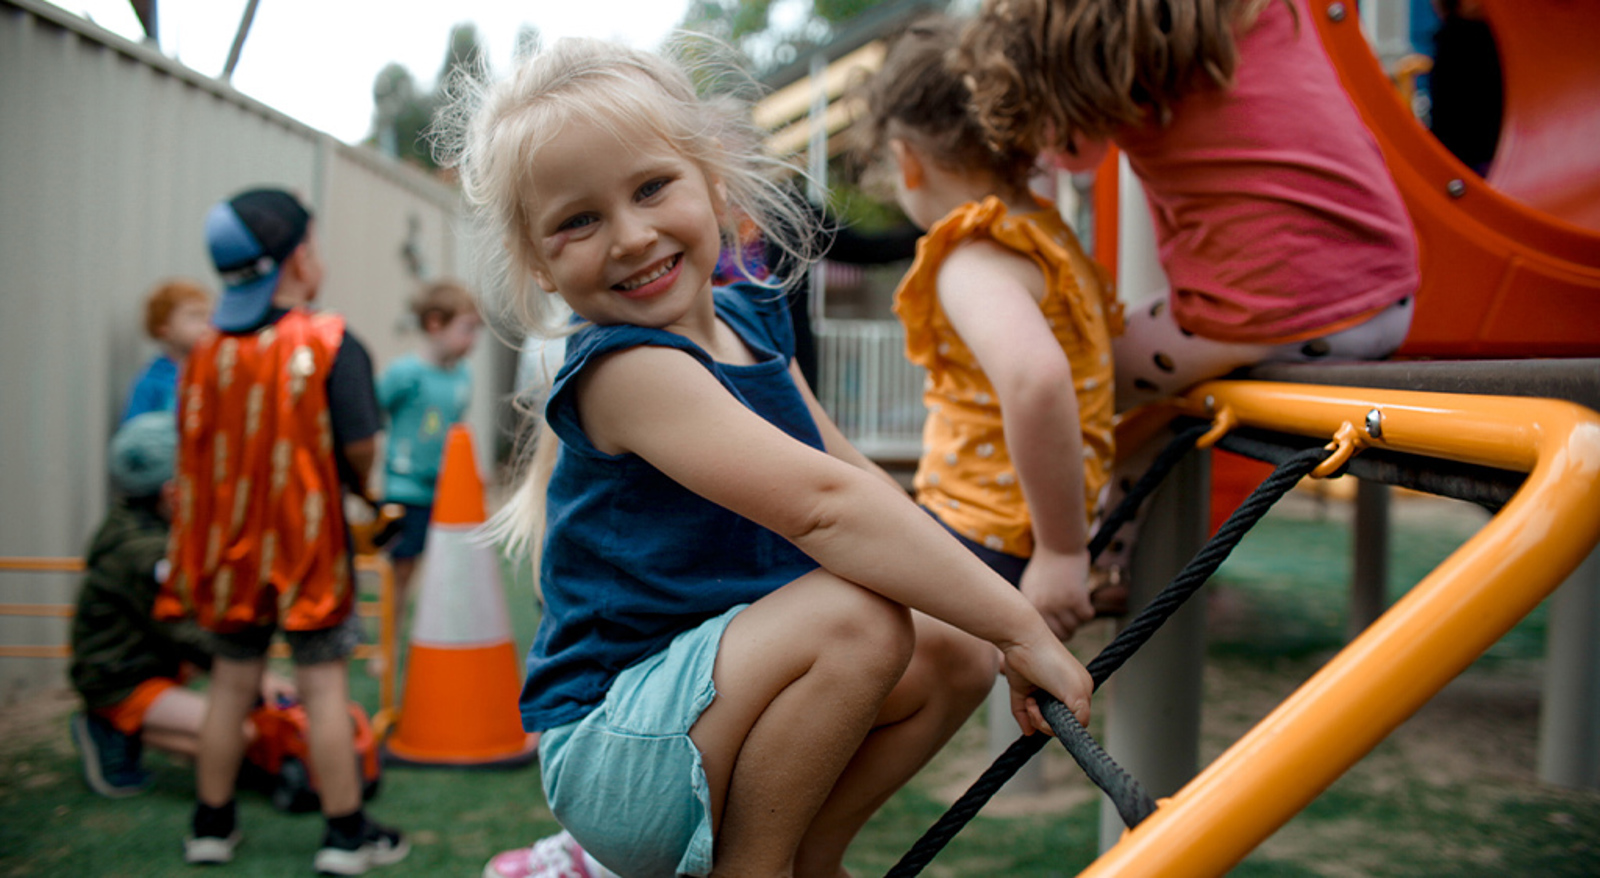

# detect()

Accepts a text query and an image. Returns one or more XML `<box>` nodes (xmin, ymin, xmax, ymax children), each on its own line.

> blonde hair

<box><xmin>855</xmin><ymin>15</ymin><xmax>1038</xmax><ymax>198</ymax></box>
<box><xmin>958</xmin><ymin>0</ymin><xmax>1284</xmax><ymax>155</ymax></box>
<box><xmin>434</xmin><ymin>36</ymin><xmax>826</xmax><ymax>558</ymax></box>
<box><xmin>410</xmin><ymin>278</ymin><xmax>479</xmax><ymax>331</ymax></box>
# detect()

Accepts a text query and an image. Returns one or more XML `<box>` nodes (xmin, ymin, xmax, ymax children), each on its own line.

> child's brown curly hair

<box><xmin>957</xmin><ymin>0</ymin><xmax>1284</xmax><ymax>157</ymax></box>
<box><xmin>854</xmin><ymin>14</ymin><xmax>1038</xmax><ymax>199</ymax></box>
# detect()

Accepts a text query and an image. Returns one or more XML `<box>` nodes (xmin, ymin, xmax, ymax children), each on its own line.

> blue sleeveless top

<box><xmin>520</xmin><ymin>285</ymin><xmax>825</xmax><ymax>732</ymax></box>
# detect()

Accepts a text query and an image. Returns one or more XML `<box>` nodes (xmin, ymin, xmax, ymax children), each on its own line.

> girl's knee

<box><xmin>805</xmin><ymin>575</ymin><xmax>915</xmax><ymax>672</ymax></box>
<box><xmin>917</xmin><ymin>622</ymin><xmax>999</xmax><ymax>702</ymax></box>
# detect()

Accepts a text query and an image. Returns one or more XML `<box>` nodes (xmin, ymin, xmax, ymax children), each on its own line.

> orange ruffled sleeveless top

<box><xmin>156</xmin><ymin>309</ymin><xmax>353</xmax><ymax>633</ymax></box>
<box><xmin>894</xmin><ymin>197</ymin><xmax>1122</xmax><ymax>558</ymax></box>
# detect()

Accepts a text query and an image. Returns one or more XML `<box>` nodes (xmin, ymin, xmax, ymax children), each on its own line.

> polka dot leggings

<box><xmin>1096</xmin><ymin>293</ymin><xmax>1414</xmax><ymax>578</ymax></box>
<box><xmin>1113</xmin><ymin>295</ymin><xmax>1415</xmax><ymax>411</ymax></box>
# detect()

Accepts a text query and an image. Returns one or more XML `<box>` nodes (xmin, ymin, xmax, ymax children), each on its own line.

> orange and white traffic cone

<box><xmin>383</xmin><ymin>424</ymin><xmax>538</xmax><ymax>767</ymax></box>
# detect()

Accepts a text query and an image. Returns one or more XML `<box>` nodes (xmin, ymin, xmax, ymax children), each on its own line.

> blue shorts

<box><xmin>387</xmin><ymin>503</ymin><xmax>432</xmax><ymax>560</ymax></box>
<box><xmin>538</xmin><ymin>604</ymin><xmax>745</xmax><ymax>878</ymax></box>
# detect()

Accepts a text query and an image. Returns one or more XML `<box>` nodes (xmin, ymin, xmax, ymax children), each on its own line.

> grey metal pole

<box><xmin>806</xmin><ymin>51</ymin><xmax>828</xmax><ymax>331</ymax></box>
<box><xmin>1349</xmin><ymin>479</ymin><xmax>1390</xmax><ymax>638</ymax></box>
<box><xmin>1537</xmin><ymin>546</ymin><xmax>1600</xmax><ymax>789</ymax></box>
<box><xmin>1097</xmin><ymin>449</ymin><xmax>1210</xmax><ymax>850</ymax></box>
<box><xmin>221</xmin><ymin>0</ymin><xmax>260</xmax><ymax>80</ymax></box>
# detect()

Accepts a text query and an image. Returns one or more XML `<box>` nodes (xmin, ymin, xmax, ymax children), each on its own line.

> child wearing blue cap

<box><xmin>153</xmin><ymin>188</ymin><xmax>404</xmax><ymax>874</ymax></box>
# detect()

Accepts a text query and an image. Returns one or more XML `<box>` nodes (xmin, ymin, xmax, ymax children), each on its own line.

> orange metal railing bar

<box><xmin>0</xmin><ymin>558</ymin><xmax>87</xmax><ymax>573</ymax></box>
<box><xmin>1079</xmin><ymin>382</ymin><xmax>1600</xmax><ymax>878</ymax></box>
<box><xmin>0</xmin><ymin>554</ymin><xmax>400</xmax><ymax>734</ymax></box>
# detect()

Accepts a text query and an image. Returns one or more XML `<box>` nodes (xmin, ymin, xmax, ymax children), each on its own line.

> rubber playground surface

<box><xmin>2</xmin><ymin>489</ymin><xmax>1597</xmax><ymax>877</ymax></box>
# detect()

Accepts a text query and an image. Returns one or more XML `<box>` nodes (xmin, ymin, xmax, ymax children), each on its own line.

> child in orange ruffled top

<box><xmin>858</xmin><ymin>15</ymin><xmax>1124</xmax><ymax>640</ymax></box>
<box><xmin>959</xmin><ymin>0</ymin><xmax>1419</xmax><ymax>577</ymax></box>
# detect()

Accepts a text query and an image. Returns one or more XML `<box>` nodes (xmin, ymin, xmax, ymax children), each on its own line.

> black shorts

<box><xmin>208</xmin><ymin>613</ymin><xmax>361</xmax><ymax>665</ymax></box>
<box><xmin>387</xmin><ymin>503</ymin><xmax>433</xmax><ymax>561</ymax></box>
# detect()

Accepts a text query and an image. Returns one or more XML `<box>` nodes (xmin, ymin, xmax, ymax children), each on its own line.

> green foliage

<box><xmin>679</xmin><ymin>0</ymin><xmax>898</xmax><ymax>73</ymax></box>
<box><xmin>827</xmin><ymin>178</ymin><xmax>909</xmax><ymax>232</ymax></box>
<box><xmin>368</xmin><ymin>23</ymin><xmax>502</xmax><ymax>171</ymax></box>
<box><xmin>682</xmin><ymin>0</ymin><xmax>776</xmax><ymax>43</ymax></box>
<box><xmin>814</xmin><ymin>0</ymin><xmax>886</xmax><ymax>22</ymax></box>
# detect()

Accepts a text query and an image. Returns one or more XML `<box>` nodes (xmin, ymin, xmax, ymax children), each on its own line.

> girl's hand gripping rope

<box><xmin>999</xmin><ymin>628</ymin><xmax>1093</xmax><ymax>736</ymax></box>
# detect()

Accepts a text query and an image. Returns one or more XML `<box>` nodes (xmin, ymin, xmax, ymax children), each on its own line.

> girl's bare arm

<box><xmin>937</xmin><ymin>241</ymin><xmax>1094</xmax><ymax>639</ymax></box>
<box><xmin>572</xmin><ymin>345</ymin><xmax>1092</xmax><ymax>727</ymax></box>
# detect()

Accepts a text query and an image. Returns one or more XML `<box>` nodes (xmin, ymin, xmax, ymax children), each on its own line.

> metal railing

<box><xmin>815</xmin><ymin>318</ymin><xmax>926</xmax><ymax>462</ymax></box>
<box><xmin>1079</xmin><ymin>382</ymin><xmax>1600</xmax><ymax>877</ymax></box>
<box><xmin>0</xmin><ymin>554</ymin><xmax>399</xmax><ymax>734</ymax></box>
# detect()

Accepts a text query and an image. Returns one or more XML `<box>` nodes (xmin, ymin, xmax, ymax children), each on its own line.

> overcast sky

<box><xmin>53</xmin><ymin>0</ymin><xmax>693</xmax><ymax>143</ymax></box>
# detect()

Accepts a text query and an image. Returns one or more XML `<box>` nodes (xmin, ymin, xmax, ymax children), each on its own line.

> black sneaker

<box><xmin>185</xmin><ymin>800</ymin><xmax>241</xmax><ymax>865</ymax></box>
<box><xmin>69</xmin><ymin>712</ymin><xmax>150</xmax><ymax>798</ymax></box>
<box><xmin>314</xmin><ymin>818</ymin><xmax>410</xmax><ymax>875</ymax></box>
<box><xmin>183</xmin><ymin>831</ymin><xmax>242</xmax><ymax>865</ymax></box>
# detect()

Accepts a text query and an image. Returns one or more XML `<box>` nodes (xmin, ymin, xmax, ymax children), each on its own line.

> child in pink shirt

<box><xmin>961</xmin><ymin>0</ymin><xmax>1418</xmax><ymax>409</ymax></box>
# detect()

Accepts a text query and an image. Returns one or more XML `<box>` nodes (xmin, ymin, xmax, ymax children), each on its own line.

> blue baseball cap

<box><xmin>205</xmin><ymin>188</ymin><xmax>311</xmax><ymax>331</ymax></box>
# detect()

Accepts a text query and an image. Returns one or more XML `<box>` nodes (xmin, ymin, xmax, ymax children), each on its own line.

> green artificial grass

<box><xmin>2</xmin><ymin>492</ymin><xmax>1596</xmax><ymax>877</ymax></box>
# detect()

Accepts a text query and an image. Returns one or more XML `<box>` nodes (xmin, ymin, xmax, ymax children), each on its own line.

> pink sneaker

<box><xmin>483</xmin><ymin>831</ymin><xmax>613</xmax><ymax>878</ymax></box>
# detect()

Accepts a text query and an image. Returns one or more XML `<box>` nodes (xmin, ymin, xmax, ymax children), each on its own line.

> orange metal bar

<box><xmin>0</xmin><ymin>557</ymin><xmax>86</xmax><ymax>572</ymax></box>
<box><xmin>355</xmin><ymin>554</ymin><xmax>399</xmax><ymax>736</ymax></box>
<box><xmin>1091</xmin><ymin>146</ymin><xmax>1120</xmax><ymax>284</ymax></box>
<box><xmin>0</xmin><ymin>602</ymin><xmax>382</xmax><ymax>620</ymax></box>
<box><xmin>0</xmin><ymin>561</ymin><xmax>80</xmax><ymax>660</ymax></box>
<box><xmin>0</xmin><ymin>604</ymin><xmax>74</xmax><ymax>617</ymax></box>
<box><xmin>1078</xmin><ymin>382</ymin><xmax>1600</xmax><ymax>877</ymax></box>
<box><xmin>0</xmin><ymin>555</ymin><xmax>397</xmax><ymax>723</ymax></box>
<box><xmin>0</xmin><ymin>645</ymin><xmax>70</xmax><ymax>658</ymax></box>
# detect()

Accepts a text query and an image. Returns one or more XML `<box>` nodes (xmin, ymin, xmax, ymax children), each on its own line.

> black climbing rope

<box><xmin>885</xmin><ymin>434</ymin><xmax>1335</xmax><ymax>878</ymax></box>
<box><xmin>1088</xmin><ymin>423</ymin><xmax>1211</xmax><ymax>561</ymax></box>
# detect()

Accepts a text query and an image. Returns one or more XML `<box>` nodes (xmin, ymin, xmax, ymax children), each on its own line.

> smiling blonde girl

<box><xmin>441</xmin><ymin>37</ymin><xmax>1093</xmax><ymax>878</ymax></box>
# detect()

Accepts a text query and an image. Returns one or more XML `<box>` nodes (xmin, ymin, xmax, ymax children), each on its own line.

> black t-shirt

<box><xmin>327</xmin><ymin>330</ymin><xmax>380</xmax><ymax>494</ymax></box>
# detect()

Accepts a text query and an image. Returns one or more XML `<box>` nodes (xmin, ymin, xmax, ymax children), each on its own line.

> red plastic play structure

<box><xmin>1090</xmin><ymin>0</ymin><xmax>1600</xmax><ymax>529</ymax></box>
<box><xmin>1313</xmin><ymin>0</ymin><xmax>1600</xmax><ymax>357</ymax></box>
<box><xmin>1093</xmin><ymin>0</ymin><xmax>1600</xmax><ymax>359</ymax></box>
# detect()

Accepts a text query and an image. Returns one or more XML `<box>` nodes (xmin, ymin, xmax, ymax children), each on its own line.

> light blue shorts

<box><xmin>539</xmin><ymin>604</ymin><xmax>746</xmax><ymax>878</ymax></box>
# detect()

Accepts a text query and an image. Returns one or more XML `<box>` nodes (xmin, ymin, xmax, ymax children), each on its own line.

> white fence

<box><xmin>815</xmin><ymin>318</ymin><xmax>925</xmax><ymax>463</ymax></box>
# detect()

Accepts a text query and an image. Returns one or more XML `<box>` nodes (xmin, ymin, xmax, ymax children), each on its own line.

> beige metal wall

<box><xmin>0</xmin><ymin>0</ymin><xmax>507</xmax><ymax>703</ymax></box>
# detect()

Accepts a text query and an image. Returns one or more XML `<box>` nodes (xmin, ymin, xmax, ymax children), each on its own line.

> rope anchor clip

<box><xmin>1195</xmin><ymin>404</ymin><xmax>1238</xmax><ymax>449</ymax></box>
<box><xmin>1312</xmin><ymin>420</ymin><xmax>1367</xmax><ymax>478</ymax></box>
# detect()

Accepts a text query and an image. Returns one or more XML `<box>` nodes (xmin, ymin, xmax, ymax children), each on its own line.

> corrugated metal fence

<box><xmin>0</xmin><ymin>0</ymin><xmax>509</xmax><ymax>704</ymax></box>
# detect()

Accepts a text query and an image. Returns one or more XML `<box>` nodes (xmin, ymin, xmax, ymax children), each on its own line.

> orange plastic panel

<box><xmin>1312</xmin><ymin>0</ymin><xmax>1600</xmax><ymax>357</ymax></box>
<box><xmin>1481</xmin><ymin>0</ymin><xmax>1600</xmax><ymax>231</ymax></box>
